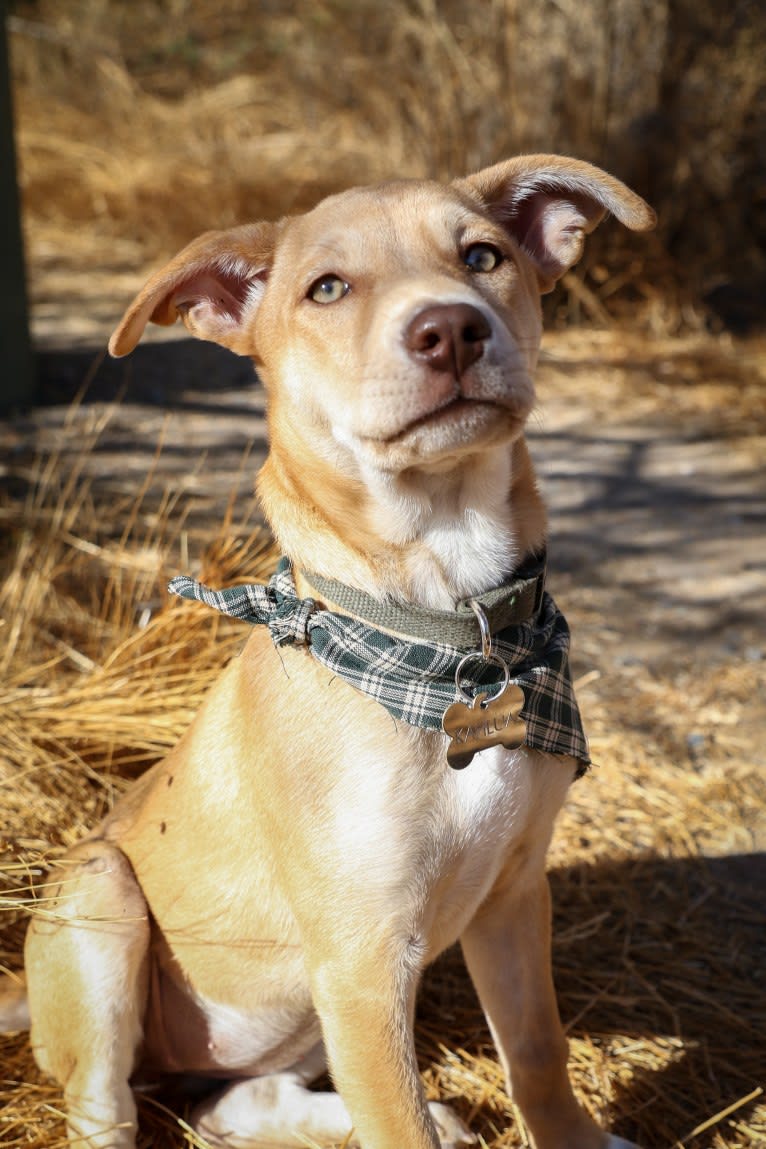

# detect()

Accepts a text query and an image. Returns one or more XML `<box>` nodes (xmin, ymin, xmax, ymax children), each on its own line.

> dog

<box><xmin>1</xmin><ymin>154</ymin><xmax>654</xmax><ymax>1149</ymax></box>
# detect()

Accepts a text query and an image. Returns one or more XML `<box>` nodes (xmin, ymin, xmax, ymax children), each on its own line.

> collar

<box><xmin>168</xmin><ymin>556</ymin><xmax>589</xmax><ymax>774</ymax></box>
<box><xmin>301</xmin><ymin>551</ymin><xmax>547</xmax><ymax>648</ymax></box>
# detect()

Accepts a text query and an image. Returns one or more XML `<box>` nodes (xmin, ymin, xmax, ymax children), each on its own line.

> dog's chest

<box><xmin>420</xmin><ymin>742</ymin><xmax>569</xmax><ymax>955</ymax></box>
<box><xmin>447</xmin><ymin>742</ymin><xmax>530</xmax><ymax>839</ymax></box>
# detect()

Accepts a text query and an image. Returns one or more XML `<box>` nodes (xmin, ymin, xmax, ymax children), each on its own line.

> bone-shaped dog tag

<box><xmin>442</xmin><ymin>683</ymin><xmax>526</xmax><ymax>770</ymax></box>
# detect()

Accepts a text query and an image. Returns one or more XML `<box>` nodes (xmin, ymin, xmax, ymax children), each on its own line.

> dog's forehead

<box><xmin>278</xmin><ymin>180</ymin><xmax>491</xmax><ymax>266</ymax></box>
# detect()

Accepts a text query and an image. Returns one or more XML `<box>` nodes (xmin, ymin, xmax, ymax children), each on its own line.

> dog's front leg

<box><xmin>461</xmin><ymin>871</ymin><xmax>638</xmax><ymax>1149</ymax></box>
<box><xmin>309</xmin><ymin>938</ymin><xmax>472</xmax><ymax>1149</ymax></box>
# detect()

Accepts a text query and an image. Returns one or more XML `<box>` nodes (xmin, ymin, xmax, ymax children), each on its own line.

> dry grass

<box><xmin>9</xmin><ymin>0</ymin><xmax>766</xmax><ymax>336</ymax></box>
<box><xmin>1</xmin><ymin>363</ymin><xmax>764</xmax><ymax>1147</ymax></box>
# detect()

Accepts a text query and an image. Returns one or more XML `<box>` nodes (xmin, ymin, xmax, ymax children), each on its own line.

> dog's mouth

<box><xmin>387</xmin><ymin>395</ymin><xmax>476</xmax><ymax>440</ymax></box>
<box><xmin>382</xmin><ymin>394</ymin><xmax>515</xmax><ymax>448</ymax></box>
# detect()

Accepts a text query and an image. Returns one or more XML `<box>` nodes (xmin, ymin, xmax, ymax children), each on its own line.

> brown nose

<box><xmin>404</xmin><ymin>304</ymin><xmax>491</xmax><ymax>377</ymax></box>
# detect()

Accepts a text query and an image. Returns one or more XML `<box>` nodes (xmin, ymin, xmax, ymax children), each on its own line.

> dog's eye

<box><xmin>308</xmin><ymin>275</ymin><xmax>350</xmax><ymax>304</ymax></box>
<box><xmin>463</xmin><ymin>243</ymin><xmax>503</xmax><ymax>273</ymax></box>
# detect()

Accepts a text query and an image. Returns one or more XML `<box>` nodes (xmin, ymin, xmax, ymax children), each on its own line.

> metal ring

<box><xmin>467</xmin><ymin>598</ymin><xmax>492</xmax><ymax>659</ymax></box>
<box><xmin>454</xmin><ymin>651</ymin><xmax>510</xmax><ymax>706</ymax></box>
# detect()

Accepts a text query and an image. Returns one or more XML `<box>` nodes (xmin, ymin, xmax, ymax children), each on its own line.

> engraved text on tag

<box><xmin>442</xmin><ymin>683</ymin><xmax>526</xmax><ymax>770</ymax></box>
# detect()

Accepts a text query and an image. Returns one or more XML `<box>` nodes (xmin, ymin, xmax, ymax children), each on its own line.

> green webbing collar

<box><xmin>301</xmin><ymin>551</ymin><xmax>547</xmax><ymax>650</ymax></box>
<box><xmin>169</xmin><ymin>554</ymin><xmax>589</xmax><ymax>768</ymax></box>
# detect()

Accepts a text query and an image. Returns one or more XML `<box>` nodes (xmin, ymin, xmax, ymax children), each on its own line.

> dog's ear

<box><xmin>455</xmin><ymin>155</ymin><xmax>656</xmax><ymax>292</ymax></box>
<box><xmin>109</xmin><ymin>221</ymin><xmax>279</xmax><ymax>357</ymax></box>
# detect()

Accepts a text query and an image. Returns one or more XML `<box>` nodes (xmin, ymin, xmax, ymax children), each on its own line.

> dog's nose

<box><xmin>404</xmin><ymin>304</ymin><xmax>491</xmax><ymax>377</ymax></box>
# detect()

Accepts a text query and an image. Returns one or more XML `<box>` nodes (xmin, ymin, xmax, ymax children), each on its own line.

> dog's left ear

<box><xmin>455</xmin><ymin>154</ymin><xmax>656</xmax><ymax>292</ymax></box>
<box><xmin>109</xmin><ymin>221</ymin><xmax>279</xmax><ymax>357</ymax></box>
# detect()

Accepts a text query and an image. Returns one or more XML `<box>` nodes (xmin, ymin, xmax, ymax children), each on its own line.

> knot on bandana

<box><xmin>276</xmin><ymin>594</ymin><xmax>316</xmax><ymax>645</ymax></box>
<box><xmin>168</xmin><ymin>568</ymin><xmax>317</xmax><ymax>647</ymax></box>
<box><xmin>169</xmin><ymin>558</ymin><xmax>590</xmax><ymax>773</ymax></box>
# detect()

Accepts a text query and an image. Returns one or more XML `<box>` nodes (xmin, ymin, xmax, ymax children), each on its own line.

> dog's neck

<box><xmin>258</xmin><ymin>437</ymin><xmax>546</xmax><ymax>611</ymax></box>
<box><xmin>371</xmin><ymin>443</ymin><xmax>546</xmax><ymax>608</ymax></box>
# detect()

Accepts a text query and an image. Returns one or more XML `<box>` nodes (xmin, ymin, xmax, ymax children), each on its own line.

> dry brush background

<box><xmin>1</xmin><ymin>2</ymin><xmax>765</xmax><ymax>1148</ymax></box>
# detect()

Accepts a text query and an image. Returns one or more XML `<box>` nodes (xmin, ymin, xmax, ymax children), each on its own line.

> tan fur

<box><xmin>1</xmin><ymin>155</ymin><xmax>654</xmax><ymax>1149</ymax></box>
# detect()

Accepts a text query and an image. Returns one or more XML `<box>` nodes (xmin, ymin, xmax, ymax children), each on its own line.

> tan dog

<box><xmin>1</xmin><ymin>155</ymin><xmax>654</xmax><ymax>1149</ymax></box>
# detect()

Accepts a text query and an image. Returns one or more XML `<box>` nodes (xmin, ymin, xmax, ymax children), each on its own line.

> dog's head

<box><xmin>111</xmin><ymin>156</ymin><xmax>653</xmax><ymax>584</ymax></box>
<box><xmin>111</xmin><ymin>156</ymin><xmax>652</xmax><ymax>467</ymax></box>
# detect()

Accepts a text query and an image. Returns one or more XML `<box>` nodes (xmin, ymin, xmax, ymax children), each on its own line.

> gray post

<box><xmin>0</xmin><ymin>7</ymin><xmax>35</xmax><ymax>410</ymax></box>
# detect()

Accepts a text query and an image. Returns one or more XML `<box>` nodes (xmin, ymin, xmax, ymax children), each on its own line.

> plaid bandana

<box><xmin>169</xmin><ymin>558</ymin><xmax>589</xmax><ymax>772</ymax></box>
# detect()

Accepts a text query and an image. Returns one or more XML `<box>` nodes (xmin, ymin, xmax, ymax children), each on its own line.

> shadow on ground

<box><xmin>33</xmin><ymin>337</ymin><xmax>259</xmax><ymax>411</ymax></box>
<box><xmin>415</xmin><ymin>851</ymin><xmax>766</xmax><ymax>1147</ymax></box>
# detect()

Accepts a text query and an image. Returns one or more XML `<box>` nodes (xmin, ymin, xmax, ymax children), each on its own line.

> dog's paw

<box><xmin>427</xmin><ymin>1101</ymin><xmax>477</xmax><ymax>1147</ymax></box>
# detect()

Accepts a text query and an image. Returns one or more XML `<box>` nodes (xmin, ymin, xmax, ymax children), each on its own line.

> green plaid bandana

<box><xmin>169</xmin><ymin>558</ymin><xmax>589</xmax><ymax>772</ymax></box>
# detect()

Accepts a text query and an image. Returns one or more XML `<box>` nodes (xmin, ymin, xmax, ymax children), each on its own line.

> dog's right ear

<box><xmin>109</xmin><ymin>221</ymin><xmax>279</xmax><ymax>358</ymax></box>
<box><xmin>455</xmin><ymin>155</ymin><xmax>655</xmax><ymax>293</ymax></box>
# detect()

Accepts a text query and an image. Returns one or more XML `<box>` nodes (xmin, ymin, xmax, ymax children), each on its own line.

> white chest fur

<box><xmin>418</xmin><ymin>740</ymin><xmax>575</xmax><ymax>958</ymax></box>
